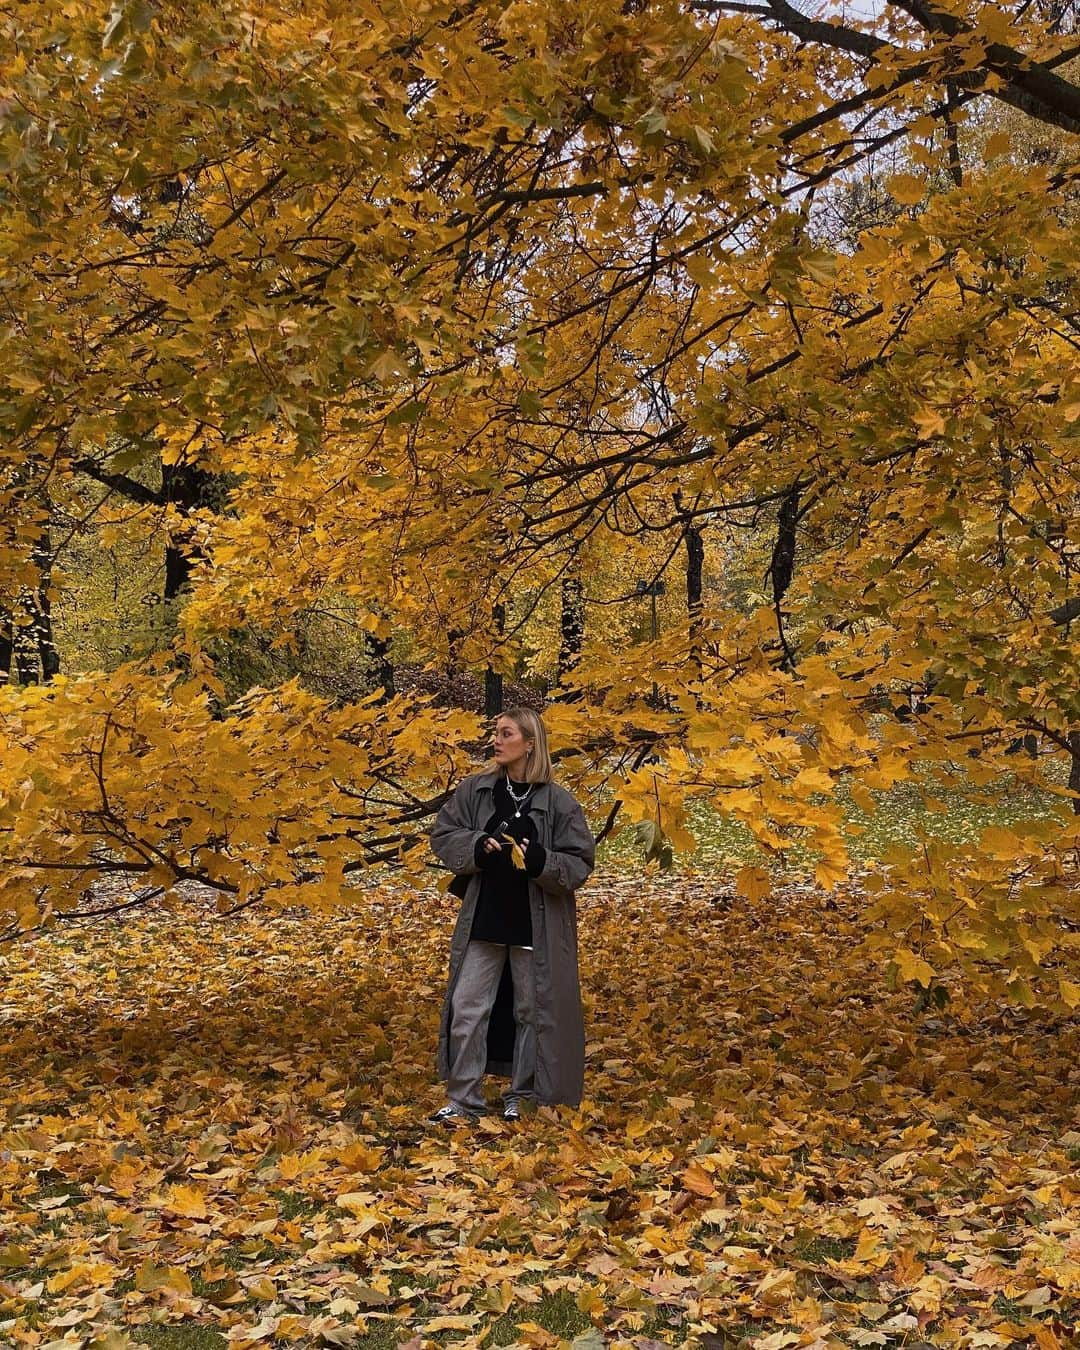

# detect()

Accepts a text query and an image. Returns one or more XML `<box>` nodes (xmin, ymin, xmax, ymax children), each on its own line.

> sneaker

<box><xmin>502</xmin><ymin>1099</ymin><xmax>521</xmax><ymax>1121</ymax></box>
<box><xmin>428</xmin><ymin>1104</ymin><xmax>478</xmax><ymax>1127</ymax></box>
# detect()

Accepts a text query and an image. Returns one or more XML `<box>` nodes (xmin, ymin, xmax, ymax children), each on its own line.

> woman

<box><xmin>428</xmin><ymin>707</ymin><xmax>595</xmax><ymax>1124</ymax></box>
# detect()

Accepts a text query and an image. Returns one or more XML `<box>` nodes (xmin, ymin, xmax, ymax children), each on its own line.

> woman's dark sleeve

<box><xmin>533</xmin><ymin>794</ymin><xmax>595</xmax><ymax>900</ymax></box>
<box><xmin>429</xmin><ymin>779</ymin><xmax>486</xmax><ymax>876</ymax></box>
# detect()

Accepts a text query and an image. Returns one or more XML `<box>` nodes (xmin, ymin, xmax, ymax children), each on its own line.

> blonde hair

<box><xmin>498</xmin><ymin>706</ymin><xmax>553</xmax><ymax>784</ymax></box>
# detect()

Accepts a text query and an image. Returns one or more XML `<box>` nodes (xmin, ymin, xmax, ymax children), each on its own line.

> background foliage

<box><xmin>1</xmin><ymin>0</ymin><xmax>1078</xmax><ymax>1007</ymax></box>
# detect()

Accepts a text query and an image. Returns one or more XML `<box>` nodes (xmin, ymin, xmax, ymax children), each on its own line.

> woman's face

<box><xmin>491</xmin><ymin>717</ymin><xmax>532</xmax><ymax>769</ymax></box>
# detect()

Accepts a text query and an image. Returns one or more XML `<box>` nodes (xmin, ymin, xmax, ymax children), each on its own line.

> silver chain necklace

<box><xmin>504</xmin><ymin>777</ymin><xmax>532</xmax><ymax>818</ymax></box>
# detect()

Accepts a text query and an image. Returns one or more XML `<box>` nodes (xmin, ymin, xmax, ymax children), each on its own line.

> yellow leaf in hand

<box><xmin>502</xmin><ymin>834</ymin><xmax>526</xmax><ymax>869</ymax></box>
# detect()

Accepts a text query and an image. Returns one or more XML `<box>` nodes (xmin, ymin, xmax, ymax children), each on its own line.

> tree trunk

<box><xmin>484</xmin><ymin>665</ymin><xmax>503</xmax><ymax>716</ymax></box>
<box><xmin>162</xmin><ymin>461</ymin><xmax>221</xmax><ymax>600</ymax></box>
<box><xmin>484</xmin><ymin>602</ymin><xmax>505</xmax><ymax>717</ymax></box>
<box><xmin>32</xmin><ymin>521</ymin><xmax>60</xmax><ymax>681</ymax></box>
<box><xmin>685</xmin><ymin>520</ymin><xmax>704</xmax><ymax>670</ymax></box>
<box><xmin>1070</xmin><ymin>731</ymin><xmax>1080</xmax><ymax>816</ymax></box>
<box><xmin>8</xmin><ymin>512</ymin><xmax>60</xmax><ymax>685</ymax></box>
<box><xmin>32</xmin><ymin>589</ymin><xmax>60</xmax><ymax>681</ymax></box>
<box><xmin>769</xmin><ymin>482</ymin><xmax>800</xmax><ymax>604</ymax></box>
<box><xmin>13</xmin><ymin>620</ymin><xmax>38</xmax><ymax>684</ymax></box>
<box><xmin>558</xmin><ymin>573</ymin><xmax>584</xmax><ymax>684</ymax></box>
<box><xmin>366</xmin><ymin>631</ymin><xmax>396</xmax><ymax>700</ymax></box>
<box><xmin>0</xmin><ymin>610</ymin><xmax>11</xmax><ymax>682</ymax></box>
<box><xmin>768</xmin><ymin>481</ymin><xmax>800</xmax><ymax>669</ymax></box>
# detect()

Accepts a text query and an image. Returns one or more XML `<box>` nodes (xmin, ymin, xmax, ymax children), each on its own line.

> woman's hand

<box><xmin>475</xmin><ymin>835</ymin><xmax>506</xmax><ymax>869</ymax></box>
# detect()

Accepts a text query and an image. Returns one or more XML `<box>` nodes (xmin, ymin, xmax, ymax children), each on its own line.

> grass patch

<box><xmin>487</xmin><ymin>1290</ymin><xmax>594</xmax><ymax>1345</ymax></box>
<box><xmin>791</xmin><ymin>1234</ymin><xmax>857</xmax><ymax>1263</ymax></box>
<box><xmin>356</xmin><ymin>1322</ymin><xmax>410</xmax><ymax>1349</ymax></box>
<box><xmin>992</xmin><ymin>1294</ymin><xmax>1032</xmax><ymax>1320</ymax></box>
<box><xmin>35</xmin><ymin>1179</ymin><xmax>90</xmax><ymax>1202</ymax></box>
<box><xmin>270</xmin><ymin>1187</ymin><xmax>322</xmax><ymax>1221</ymax></box>
<box><xmin>133</xmin><ymin>1327</ymin><xmax>228</xmax><ymax>1349</ymax></box>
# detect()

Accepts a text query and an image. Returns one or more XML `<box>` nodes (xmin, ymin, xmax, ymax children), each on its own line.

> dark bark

<box><xmin>73</xmin><ymin>458</ymin><xmax>162</xmax><ymax>506</ymax></box>
<box><xmin>6</xmin><ymin>514</ymin><xmax>60</xmax><ymax>685</ymax></box>
<box><xmin>366</xmin><ymin>631</ymin><xmax>396</xmax><ymax>700</ymax></box>
<box><xmin>32</xmin><ymin>516</ymin><xmax>59</xmax><ymax>680</ymax></box>
<box><xmin>13</xmin><ymin>625</ymin><xmax>38</xmax><ymax>684</ymax></box>
<box><xmin>35</xmin><ymin>592</ymin><xmax>60</xmax><ymax>681</ymax></box>
<box><xmin>162</xmin><ymin>461</ymin><xmax>221</xmax><ymax>600</ymax></box>
<box><xmin>0</xmin><ymin>611</ymin><xmax>11</xmax><ymax>681</ymax></box>
<box><xmin>558</xmin><ymin>574</ymin><xmax>584</xmax><ymax>683</ymax></box>
<box><xmin>767</xmin><ymin>481</ymin><xmax>800</xmax><ymax>670</ymax></box>
<box><xmin>76</xmin><ymin>449</ymin><xmax>227</xmax><ymax>604</ymax></box>
<box><xmin>484</xmin><ymin>602</ymin><xmax>505</xmax><ymax>717</ymax></box>
<box><xmin>768</xmin><ymin>481</ymin><xmax>800</xmax><ymax>604</ymax></box>
<box><xmin>1070</xmin><ymin>731</ymin><xmax>1080</xmax><ymax>816</ymax></box>
<box><xmin>483</xmin><ymin>665</ymin><xmax>503</xmax><ymax>716</ymax></box>
<box><xmin>685</xmin><ymin>521</ymin><xmax>704</xmax><ymax>629</ymax></box>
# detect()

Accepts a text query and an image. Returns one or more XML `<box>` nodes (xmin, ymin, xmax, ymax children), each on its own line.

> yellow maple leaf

<box><xmin>337</xmin><ymin>1143</ymin><xmax>384</xmax><ymax>1173</ymax></box>
<box><xmin>423</xmin><ymin>1314</ymin><xmax>481</xmax><ymax>1332</ymax></box>
<box><xmin>735</xmin><ymin>864</ymin><xmax>770</xmax><ymax>903</ymax></box>
<box><xmin>815</xmin><ymin>854</ymin><xmax>847</xmax><ymax>891</ymax></box>
<box><xmin>887</xmin><ymin>172</ymin><xmax>925</xmax><ymax>204</ymax></box>
<box><xmin>894</xmin><ymin>947</ymin><xmax>935</xmax><ymax>988</ymax></box>
<box><xmin>985</xmin><ymin>131</ymin><xmax>1011</xmax><ymax>158</ymax></box>
<box><xmin>134</xmin><ymin>1260</ymin><xmax>194</xmax><ymax>1295</ymax></box>
<box><xmin>163</xmin><ymin>1184</ymin><xmax>209</xmax><ymax>1219</ymax></box>
<box><xmin>1058</xmin><ymin>978</ymin><xmax>1080</xmax><ymax>1010</ymax></box>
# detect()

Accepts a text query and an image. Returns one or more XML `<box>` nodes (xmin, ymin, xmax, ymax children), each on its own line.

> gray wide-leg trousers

<box><xmin>447</xmin><ymin>940</ymin><xmax>536</xmax><ymax>1113</ymax></box>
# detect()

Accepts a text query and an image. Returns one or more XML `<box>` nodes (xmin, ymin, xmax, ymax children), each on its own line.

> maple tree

<box><xmin>0</xmin><ymin>0</ymin><xmax>1078</xmax><ymax>1011</ymax></box>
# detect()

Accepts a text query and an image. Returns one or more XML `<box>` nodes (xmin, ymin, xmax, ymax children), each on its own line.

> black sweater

<box><xmin>469</xmin><ymin>777</ymin><xmax>547</xmax><ymax>947</ymax></box>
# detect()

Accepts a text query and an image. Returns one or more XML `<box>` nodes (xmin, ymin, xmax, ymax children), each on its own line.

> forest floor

<box><xmin>0</xmin><ymin>851</ymin><xmax>1077</xmax><ymax>1350</ymax></box>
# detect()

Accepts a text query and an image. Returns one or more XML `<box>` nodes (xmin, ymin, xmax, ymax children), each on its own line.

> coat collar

<box><xmin>473</xmin><ymin>769</ymin><xmax>553</xmax><ymax>812</ymax></box>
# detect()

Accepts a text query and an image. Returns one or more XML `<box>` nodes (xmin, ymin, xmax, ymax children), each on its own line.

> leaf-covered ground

<box><xmin>0</xmin><ymin>873</ymin><xmax>1076</xmax><ymax>1350</ymax></box>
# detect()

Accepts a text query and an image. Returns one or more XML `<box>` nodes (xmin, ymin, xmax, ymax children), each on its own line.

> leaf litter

<box><xmin>0</xmin><ymin>871</ymin><xmax>1076</xmax><ymax>1348</ymax></box>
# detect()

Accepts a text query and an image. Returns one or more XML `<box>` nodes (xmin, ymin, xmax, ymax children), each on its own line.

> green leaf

<box><xmin>633</xmin><ymin>819</ymin><xmax>661</xmax><ymax>856</ymax></box>
<box><xmin>518</xmin><ymin>388</ymin><xmax>542</xmax><ymax>418</ymax></box>
<box><xmin>387</xmin><ymin>400</ymin><xmax>424</xmax><ymax>427</ymax></box>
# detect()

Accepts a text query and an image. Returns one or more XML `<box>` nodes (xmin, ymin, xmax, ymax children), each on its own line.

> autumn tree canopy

<box><xmin>1</xmin><ymin>0</ymin><xmax>1078</xmax><ymax>1003</ymax></box>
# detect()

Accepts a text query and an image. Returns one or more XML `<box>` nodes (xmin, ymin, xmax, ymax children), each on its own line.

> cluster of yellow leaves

<box><xmin>1</xmin><ymin>644</ymin><xmax>1077</xmax><ymax>1004</ymax></box>
<box><xmin>0</xmin><ymin>874</ymin><xmax>1076</xmax><ymax>1348</ymax></box>
<box><xmin>0</xmin><ymin>667</ymin><xmax>484</xmax><ymax>928</ymax></box>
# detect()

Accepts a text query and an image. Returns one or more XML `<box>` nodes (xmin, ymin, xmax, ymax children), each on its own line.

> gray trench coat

<box><xmin>429</xmin><ymin>771</ymin><xmax>596</xmax><ymax>1107</ymax></box>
